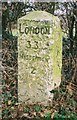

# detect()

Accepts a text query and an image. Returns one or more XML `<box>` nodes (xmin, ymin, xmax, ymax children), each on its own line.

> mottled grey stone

<box><xmin>18</xmin><ymin>11</ymin><xmax>62</xmax><ymax>105</ymax></box>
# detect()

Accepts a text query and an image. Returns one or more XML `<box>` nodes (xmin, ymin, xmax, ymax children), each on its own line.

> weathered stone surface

<box><xmin>18</xmin><ymin>11</ymin><xmax>62</xmax><ymax>105</ymax></box>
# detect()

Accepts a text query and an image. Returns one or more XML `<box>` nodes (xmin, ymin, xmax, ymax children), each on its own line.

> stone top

<box><xmin>18</xmin><ymin>10</ymin><xmax>60</xmax><ymax>22</ymax></box>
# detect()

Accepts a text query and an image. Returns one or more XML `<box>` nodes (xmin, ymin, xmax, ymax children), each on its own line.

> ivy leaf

<box><xmin>35</xmin><ymin>105</ymin><xmax>41</xmax><ymax>113</ymax></box>
<box><xmin>44</xmin><ymin>112</ymin><xmax>51</xmax><ymax>119</ymax></box>
<box><xmin>59</xmin><ymin>115</ymin><xmax>67</xmax><ymax>120</ymax></box>
<box><xmin>70</xmin><ymin>114</ymin><xmax>77</xmax><ymax>120</ymax></box>
<box><xmin>54</xmin><ymin>113</ymin><xmax>59</xmax><ymax>120</ymax></box>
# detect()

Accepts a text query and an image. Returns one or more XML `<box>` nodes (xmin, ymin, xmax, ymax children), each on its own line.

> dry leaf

<box><xmin>51</xmin><ymin>112</ymin><xmax>55</xmax><ymax>119</ymax></box>
<box><xmin>8</xmin><ymin>100</ymin><xmax>11</xmax><ymax>105</ymax></box>
<box><xmin>31</xmin><ymin>112</ymin><xmax>36</xmax><ymax>116</ymax></box>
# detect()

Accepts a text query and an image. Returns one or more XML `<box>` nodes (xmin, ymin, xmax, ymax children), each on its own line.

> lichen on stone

<box><xmin>18</xmin><ymin>11</ymin><xmax>62</xmax><ymax>106</ymax></box>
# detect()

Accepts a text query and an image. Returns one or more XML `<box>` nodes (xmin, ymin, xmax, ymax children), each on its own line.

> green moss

<box><xmin>51</xmin><ymin>19</ymin><xmax>62</xmax><ymax>81</ymax></box>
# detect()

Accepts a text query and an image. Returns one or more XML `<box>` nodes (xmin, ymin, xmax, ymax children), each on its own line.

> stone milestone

<box><xmin>18</xmin><ymin>11</ymin><xmax>62</xmax><ymax>105</ymax></box>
